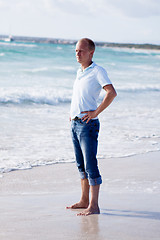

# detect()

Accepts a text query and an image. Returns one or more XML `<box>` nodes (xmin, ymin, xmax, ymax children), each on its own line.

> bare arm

<box><xmin>81</xmin><ymin>84</ymin><xmax>117</xmax><ymax>123</ymax></box>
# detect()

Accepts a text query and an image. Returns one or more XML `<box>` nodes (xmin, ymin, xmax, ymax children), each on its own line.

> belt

<box><xmin>72</xmin><ymin>116</ymin><xmax>81</xmax><ymax>121</ymax></box>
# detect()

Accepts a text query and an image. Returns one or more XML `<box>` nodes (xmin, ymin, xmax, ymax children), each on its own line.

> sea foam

<box><xmin>0</xmin><ymin>88</ymin><xmax>72</xmax><ymax>105</ymax></box>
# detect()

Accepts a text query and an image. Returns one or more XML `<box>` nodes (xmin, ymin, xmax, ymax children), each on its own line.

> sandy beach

<box><xmin>0</xmin><ymin>151</ymin><xmax>160</xmax><ymax>240</ymax></box>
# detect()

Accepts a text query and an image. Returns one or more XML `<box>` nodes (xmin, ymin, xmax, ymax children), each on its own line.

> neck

<box><xmin>81</xmin><ymin>61</ymin><xmax>93</xmax><ymax>71</ymax></box>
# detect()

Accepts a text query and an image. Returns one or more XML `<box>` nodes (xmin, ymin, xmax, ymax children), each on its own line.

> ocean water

<box><xmin>0</xmin><ymin>40</ymin><xmax>160</xmax><ymax>173</ymax></box>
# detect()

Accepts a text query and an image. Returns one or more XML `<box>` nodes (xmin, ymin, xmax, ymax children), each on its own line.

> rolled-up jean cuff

<box><xmin>89</xmin><ymin>176</ymin><xmax>102</xmax><ymax>186</ymax></box>
<box><xmin>79</xmin><ymin>171</ymin><xmax>88</xmax><ymax>179</ymax></box>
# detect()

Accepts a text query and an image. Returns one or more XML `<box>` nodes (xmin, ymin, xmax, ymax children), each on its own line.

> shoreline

<box><xmin>0</xmin><ymin>35</ymin><xmax>160</xmax><ymax>50</ymax></box>
<box><xmin>0</xmin><ymin>150</ymin><xmax>159</xmax><ymax>177</ymax></box>
<box><xmin>0</xmin><ymin>151</ymin><xmax>160</xmax><ymax>239</ymax></box>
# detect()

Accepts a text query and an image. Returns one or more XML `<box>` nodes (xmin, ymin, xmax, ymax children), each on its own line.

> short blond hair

<box><xmin>79</xmin><ymin>38</ymin><xmax>95</xmax><ymax>51</ymax></box>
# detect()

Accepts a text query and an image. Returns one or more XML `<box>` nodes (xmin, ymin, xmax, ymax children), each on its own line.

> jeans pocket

<box><xmin>89</xmin><ymin>123</ymin><xmax>99</xmax><ymax>139</ymax></box>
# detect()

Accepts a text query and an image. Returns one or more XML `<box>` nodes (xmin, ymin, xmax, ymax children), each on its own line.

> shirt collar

<box><xmin>80</xmin><ymin>62</ymin><xmax>96</xmax><ymax>72</ymax></box>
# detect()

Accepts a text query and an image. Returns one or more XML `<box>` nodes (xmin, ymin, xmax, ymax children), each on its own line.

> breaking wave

<box><xmin>0</xmin><ymin>88</ymin><xmax>72</xmax><ymax>105</ymax></box>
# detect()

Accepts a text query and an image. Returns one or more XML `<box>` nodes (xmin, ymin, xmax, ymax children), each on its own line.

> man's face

<box><xmin>75</xmin><ymin>40</ymin><xmax>93</xmax><ymax>65</ymax></box>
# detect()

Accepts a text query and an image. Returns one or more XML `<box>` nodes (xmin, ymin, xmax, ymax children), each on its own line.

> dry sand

<box><xmin>0</xmin><ymin>151</ymin><xmax>160</xmax><ymax>240</ymax></box>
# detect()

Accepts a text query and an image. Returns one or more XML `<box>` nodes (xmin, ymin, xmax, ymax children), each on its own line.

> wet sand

<box><xmin>0</xmin><ymin>151</ymin><xmax>160</xmax><ymax>240</ymax></box>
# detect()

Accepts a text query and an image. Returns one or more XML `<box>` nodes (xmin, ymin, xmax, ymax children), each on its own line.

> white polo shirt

<box><xmin>70</xmin><ymin>62</ymin><xmax>112</xmax><ymax>119</ymax></box>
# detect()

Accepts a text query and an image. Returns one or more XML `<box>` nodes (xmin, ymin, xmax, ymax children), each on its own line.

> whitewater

<box><xmin>0</xmin><ymin>40</ymin><xmax>160</xmax><ymax>173</ymax></box>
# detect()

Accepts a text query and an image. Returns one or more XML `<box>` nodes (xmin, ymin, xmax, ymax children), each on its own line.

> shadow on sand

<box><xmin>101</xmin><ymin>209</ymin><xmax>160</xmax><ymax>221</ymax></box>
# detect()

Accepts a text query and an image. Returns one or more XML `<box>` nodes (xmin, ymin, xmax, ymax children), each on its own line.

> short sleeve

<box><xmin>97</xmin><ymin>66</ymin><xmax>112</xmax><ymax>87</ymax></box>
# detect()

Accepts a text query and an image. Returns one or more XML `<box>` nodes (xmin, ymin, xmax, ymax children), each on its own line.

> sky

<box><xmin>0</xmin><ymin>0</ymin><xmax>160</xmax><ymax>44</ymax></box>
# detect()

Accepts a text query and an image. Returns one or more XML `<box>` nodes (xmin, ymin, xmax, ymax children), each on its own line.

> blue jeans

<box><xmin>71</xmin><ymin>118</ymin><xmax>102</xmax><ymax>186</ymax></box>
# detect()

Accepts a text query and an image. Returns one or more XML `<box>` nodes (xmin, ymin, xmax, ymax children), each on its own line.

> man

<box><xmin>66</xmin><ymin>38</ymin><xmax>117</xmax><ymax>216</ymax></box>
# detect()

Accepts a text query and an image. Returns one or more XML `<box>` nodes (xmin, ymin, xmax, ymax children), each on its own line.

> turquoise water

<box><xmin>0</xmin><ymin>40</ymin><xmax>160</xmax><ymax>173</ymax></box>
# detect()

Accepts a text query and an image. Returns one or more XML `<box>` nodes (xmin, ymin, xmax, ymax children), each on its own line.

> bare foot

<box><xmin>77</xmin><ymin>206</ymin><xmax>100</xmax><ymax>216</ymax></box>
<box><xmin>66</xmin><ymin>201</ymin><xmax>89</xmax><ymax>209</ymax></box>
